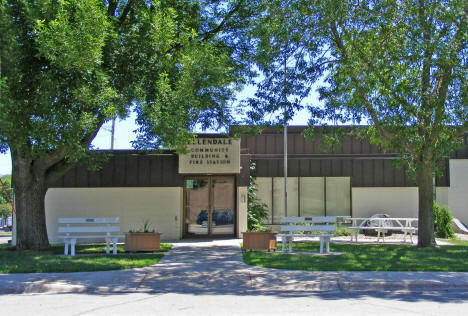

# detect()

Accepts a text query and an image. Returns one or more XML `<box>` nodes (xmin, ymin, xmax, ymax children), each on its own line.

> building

<box><xmin>45</xmin><ymin>127</ymin><xmax>468</xmax><ymax>243</ymax></box>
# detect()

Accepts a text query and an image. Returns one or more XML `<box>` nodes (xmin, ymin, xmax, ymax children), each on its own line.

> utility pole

<box><xmin>110</xmin><ymin>118</ymin><xmax>116</xmax><ymax>150</ymax></box>
<box><xmin>283</xmin><ymin>54</ymin><xmax>288</xmax><ymax>218</ymax></box>
<box><xmin>284</xmin><ymin>110</ymin><xmax>288</xmax><ymax>217</ymax></box>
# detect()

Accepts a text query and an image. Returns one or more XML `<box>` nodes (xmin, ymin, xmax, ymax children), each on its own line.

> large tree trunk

<box><xmin>12</xmin><ymin>153</ymin><xmax>50</xmax><ymax>250</ymax></box>
<box><xmin>416</xmin><ymin>164</ymin><xmax>436</xmax><ymax>247</ymax></box>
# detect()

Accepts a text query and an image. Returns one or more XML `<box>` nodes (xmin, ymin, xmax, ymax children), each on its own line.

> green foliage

<box><xmin>0</xmin><ymin>0</ymin><xmax>260</xmax><ymax>249</ymax></box>
<box><xmin>0</xmin><ymin>0</ymin><xmax>258</xmax><ymax>168</ymax></box>
<box><xmin>320</xmin><ymin>0</ymin><xmax>467</xmax><ymax>173</ymax></box>
<box><xmin>246</xmin><ymin>0</ymin><xmax>467</xmax><ymax>247</ymax></box>
<box><xmin>247</xmin><ymin>163</ymin><xmax>270</xmax><ymax>232</ymax></box>
<box><xmin>335</xmin><ymin>222</ymin><xmax>352</xmax><ymax>237</ymax></box>
<box><xmin>0</xmin><ymin>204</ymin><xmax>11</xmax><ymax>220</ymax></box>
<box><xmin>0</xmin><ymin>0</ymin><xmax>115</xmax><ymax>162</ymax></box>
<box><xmin>433</xmin><ymin>202</ymin><xmax>455</xmax><ymax>239</ymax></box>
<box><xmin>0</xmin><ymin>175</ymin><xmax>12</xmax><ymax>219</ymax></box>
<box><xmin>129</xmin><ymin>219</ymin><xmax>157</xmax><ymax>233</ymax></box>
<box><xmin>244</xmin><ymin>0</ymin><xmax>327</xmax><ymax>126</ymax></box>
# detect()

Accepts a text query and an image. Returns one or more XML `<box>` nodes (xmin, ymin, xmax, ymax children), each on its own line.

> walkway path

<box><xmin>1</xmin><ymin>239</ymin><xmax>468</xmax><ymax>295</ymax></box>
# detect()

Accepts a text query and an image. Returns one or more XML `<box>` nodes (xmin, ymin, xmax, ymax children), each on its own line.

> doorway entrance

<box><xmin>183</xmin><ymin>176</ymin><xmax>235</xmax><ymax>237</ymax></box>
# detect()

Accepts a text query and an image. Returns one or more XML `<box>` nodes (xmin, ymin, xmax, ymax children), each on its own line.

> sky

<box><xmin>0</xmin><ymin>86</ymin><xmax>317</xmax><ymax>176</ymax></box>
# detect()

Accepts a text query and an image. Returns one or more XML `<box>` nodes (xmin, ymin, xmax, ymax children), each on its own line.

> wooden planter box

<box><xmin>125</xmin><ymin>232</ymin><xmax>161</xmax><ymax>252</ymax></box>
<box><xmin>242</xmin><ymin>232</ymin><xmax>277</xmax><ymax>251</ymax></box>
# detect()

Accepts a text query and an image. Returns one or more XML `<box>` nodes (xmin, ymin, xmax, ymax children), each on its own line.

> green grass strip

<box><xmin>243</xmin><ymin>241</ymin><xmax>468</xmax><ymax>272</ymax></box>
<box><xmin>0</xmin><ymin>243</ymin><xmax>172</xmax><ymax>273</ymax></box>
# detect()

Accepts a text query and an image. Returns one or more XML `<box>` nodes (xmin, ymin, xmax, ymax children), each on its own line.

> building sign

<box><xmin>179</xmin><ymin>138</ymin><xmax>241</xmax><ymax>174</ymax></box>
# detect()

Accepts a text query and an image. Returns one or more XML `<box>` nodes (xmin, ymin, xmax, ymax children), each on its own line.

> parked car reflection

<box><xmin>196</xmin><ymin>209</ymin><xmax>233</xmax><ymax>226</ymax></box>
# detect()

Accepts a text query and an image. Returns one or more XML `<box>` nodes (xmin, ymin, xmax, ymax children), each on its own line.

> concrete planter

<box><xmin>125</xmin><ymin>232</ymin><xmax>161</xmax><ymax>252</ymax></box>
<box><xmin>242</xmin><ymin>232</ymin><xmax>277</xmax><ymax>251</ymax></box>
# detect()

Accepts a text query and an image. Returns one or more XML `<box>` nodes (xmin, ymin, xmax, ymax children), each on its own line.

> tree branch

<box><xmin>329</xmin><ymin>22</ymin><xmax>415</xmax><ymax>156</ymax></box>
<box><xmin>199</xmin><ymin>1</ymin><xmax>244</xmax><ymax>41</ymax></box>
<box><xmin>33</xmin><ymin>148</ymin><xmax>68</xmax><ymax>176</ymax></box>
<box><xmin>107</xmin><ymin>0</ymin><xmax>118</xmax><ymax>17</ymax></box>
<box><xmin>119</xmin><ymin>0</ymin><xmax>136</xmax><ymax>24</ymax></box>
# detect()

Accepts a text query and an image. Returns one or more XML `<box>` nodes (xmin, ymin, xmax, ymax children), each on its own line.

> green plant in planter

<box><xmin>129</xmin><ymin>219</ymin><xmax>157</xmax><ymax>233</ymax></box>
<box><xmin>247</xmin><ymin>163</ymin><xmax>270</xmax><ymax>232</ymax></box>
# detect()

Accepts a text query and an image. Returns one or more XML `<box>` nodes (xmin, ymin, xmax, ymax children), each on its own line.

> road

<box><xmin>0</xmin><ymin>234</ymin><xmax>11</xmax><ymax>244</ymax></box>
<box><xmin>1</xmin><ymin>290</ymin><xmax>467</xmax><ymax>315</ymax></box>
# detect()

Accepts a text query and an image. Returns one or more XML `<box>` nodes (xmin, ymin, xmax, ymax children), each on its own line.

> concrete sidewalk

<box><xmin>1</xmin><ymin>239</ymin><xmax>468</xmax><ymax>295</ymax></box>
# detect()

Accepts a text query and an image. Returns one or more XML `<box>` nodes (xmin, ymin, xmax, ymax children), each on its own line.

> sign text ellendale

<box><xmin>179</xmin><ymin>138</ymin><xmax>240</xmax><ymax>174</ymax></box>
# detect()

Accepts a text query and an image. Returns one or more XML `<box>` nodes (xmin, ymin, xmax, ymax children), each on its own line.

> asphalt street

<box><xmin>1</xmin><ymin>289</ymin><xmax>468</xmax><ymax>315</ymax></box>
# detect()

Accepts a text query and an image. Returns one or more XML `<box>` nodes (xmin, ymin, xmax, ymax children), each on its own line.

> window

<box><xmin>325</xmin><ymin>177</ymin><xmax>351</xmax><ymax>216</ymax></box>
<box><xmin>300</xmin><ymin>177</ymin><xmax>325</xmax><ymax>217</ymax></box>
<box><xmin>272</xmin><ymin>177</ymin><xmax>298</xmax><ymax>223</ymax></box>
<box><xmin>254</xmin><ymin>177</ymin><xmax>272</xmax><ymax>223</ymax></box>
<box><xmin>255</xmin><ymin>176</ymin><xmax>351</xmax><ymax>224</ymax></box>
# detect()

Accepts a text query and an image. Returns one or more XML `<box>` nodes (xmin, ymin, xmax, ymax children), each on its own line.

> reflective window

<box><xmin>326</xmin><ymin>177</ymin><xmax>351</xmax><ymax>216</ymax></box>
<box><xmin>272</xmin><ymin>178</ymin><xmax>298</xmax><ymax>223</ymax></box>
<box><xmin>255</xmin><ymin>176</ymin><xmax>350</xmax><ymax>224</ymax></box>
<box><xmin>300</xmin><ymin>177</ymin><xmax>325</xmax><ymax>217</ymax></box>
<box><xmin>255</xmin><ymin>178</ymin><xmax>273</xmax><ymax>223</ymax></box>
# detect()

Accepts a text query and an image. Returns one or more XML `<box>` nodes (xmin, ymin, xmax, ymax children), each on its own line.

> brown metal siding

<box><xmin>241</xmin><ymin>127</ymin><xmax>456</xmax><ymax>187</ymax></box>
<box><xmin>50</xmin><ymin>152</ymin><xmax>183</xmax><ymax>188</ymax></box>
<box><xmin>51</xmin><ymin>129</ymin><xmax>465</xmax><ymax>189</ymax></box>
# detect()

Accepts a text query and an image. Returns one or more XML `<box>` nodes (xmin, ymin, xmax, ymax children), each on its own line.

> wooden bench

<box><xmin>346</xmin><ymin>217</ymin><xmax>418</xmax><ymax>243</ymax></box>
<box><xmin>58</xmin><ymin>217</ymin><xmax>125</xmax><ymax>256</ymax></box>
<box><xmin>277</xmin><ymin>216</ymin><xmax>337</xmax><ymax>254</ymax></box>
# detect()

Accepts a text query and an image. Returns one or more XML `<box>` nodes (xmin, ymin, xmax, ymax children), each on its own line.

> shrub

<box><xmin>247</xmin><ymin>163</ymin><xmax>270</xmax><ymax>232</ymax></box>
<box><xmin>433</xmin><ymin>202</ymin><xmax>455</xmax><ymax>239</ymax></box>
<box><xmin>335</xmin><ymin>223</ymin><xmax>352</xmax><ymax>237</ymax></box>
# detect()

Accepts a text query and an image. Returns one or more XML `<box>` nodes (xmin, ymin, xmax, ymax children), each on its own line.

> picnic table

<box><xmin>346</xmin><ymin>217</ymin><xmax>418</xmax><ymax>243</ymax></box>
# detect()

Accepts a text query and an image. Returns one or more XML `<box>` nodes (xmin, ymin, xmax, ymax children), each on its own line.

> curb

<box><xmin>338</xmin><ymin>280</ymin><xmax>468</xmax><ymax>292</ymax></box>
<box><xmin>2</xmin><ymin>277</ymin><xmax>468</xmax><ymax>295</ymax></box>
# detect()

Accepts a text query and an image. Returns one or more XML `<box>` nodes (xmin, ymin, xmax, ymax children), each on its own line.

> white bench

<box><xmin>277</xmin><ymin>216</ymin><xmax>337</xmax><ymax>254</ymax></box>
<box><xmin>347</xmin><ymin>217</ymin><xmax>418</xmax><ymax>243</ymax></box>
<box><xmin>58</xmin><ymin>217</ymin><xmax>125</xmax><ymax>256</ymax></box>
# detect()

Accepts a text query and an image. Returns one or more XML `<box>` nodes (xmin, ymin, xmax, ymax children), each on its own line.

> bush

<box><xmin>247</xmin><ymin>163</ymin><xmax>270</xmax><ymax>232</ymax></box>
<box><xmin>335</xmin><ymin>223</ymin><xmax>352</xmax><ymax>237</ymax></box>
<box><xmin>247</xmin><ymin>184</ymin><xmax>270</xmax><ymax>232</ymax></box>
<box><xmin>433</xmin><ymin>202</ymin><xmax>455</xmax><ymax>239</ymax></box>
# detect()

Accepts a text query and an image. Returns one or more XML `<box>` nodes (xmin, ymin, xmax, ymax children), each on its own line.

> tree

<box><xmin>0</xmin><ymin>0</ymin><xmax>259</xmax><ymax>249</ymax></box>
<box><xmin>318</xmin><ymin>0</ymin><xmax>467</xmax><ymax>247</ymax></box>
<box><xmin>246</xmin><ymin>0</ymin><xmax>467</xmax><ymax>247</ymax></box>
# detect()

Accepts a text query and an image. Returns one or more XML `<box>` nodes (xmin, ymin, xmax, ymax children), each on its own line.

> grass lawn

<box><xmin>0</xmin><ymin>232</ymin><xmax>12</xmax><ymax>236</ymax></box>
<box><xmin>0</xmin><ymin>243</ymin><xmax>172</xmax><ymax>274</ymax></box>
<box><xmin>444</xmin><ymin>239</ymin><xmax>468</xmax><ymax>246</ymax></box>
<box><xmin>243</xmin><ymin>241</ymin><xmax>468</xmax><ymax>272</ymax></box>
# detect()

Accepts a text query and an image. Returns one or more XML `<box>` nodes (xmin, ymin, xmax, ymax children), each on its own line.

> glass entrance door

<box><xmin>184</xmin><ymin>176</ymin><xmax>235</xmax><ymax>237</ymax></box>
<box><xmin>211</xmin><ymin>177</ymin><xmax>235</xmax><ymax>235</ymax></box>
